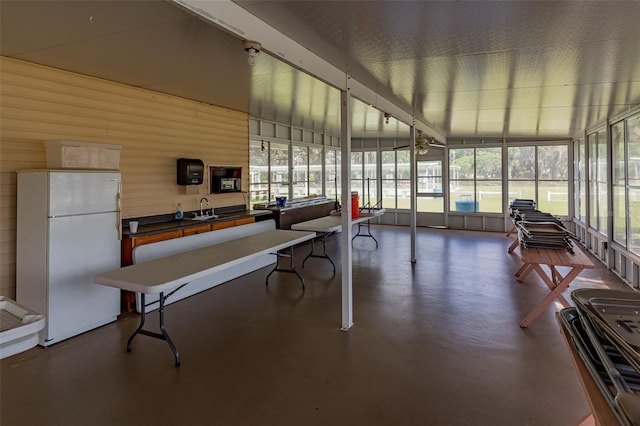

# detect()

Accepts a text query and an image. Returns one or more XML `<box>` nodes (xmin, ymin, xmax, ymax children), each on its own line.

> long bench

<box><xmin>132</xmin><ymin>219</ymin><xmax>278</xmax><ymax>313</ymax></box>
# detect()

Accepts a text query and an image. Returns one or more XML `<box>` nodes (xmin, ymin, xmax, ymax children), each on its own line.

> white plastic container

<box><xmin>44</xmin><ymin>140</ymin><xmax>121</xmax><ymax>170</ymax></box>
<box><xmin>0</xmin><ymin>296</ymin><xmax>45</xmax><ymax>359</ymax></box>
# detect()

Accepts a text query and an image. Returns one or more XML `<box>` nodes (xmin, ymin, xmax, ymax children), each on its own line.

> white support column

<box><xmin>410</xmin><ymin>125</ymin><xmax>417</xmax><ymax>263</ymax></box>
<box><xmin>340</xmin><ymin>78</ymin><xmax>353</xmax><ymax>331</ymax></box>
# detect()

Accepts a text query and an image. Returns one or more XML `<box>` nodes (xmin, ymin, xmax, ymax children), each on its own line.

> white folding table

<box><xmin>94</xmin><ymin>229</ymin><xmax>315</xmax><ymax>366</ymax></box>
<box><xmin>291</xmin><ymin>209</ymin><xmax>385</xmax><ymax>272</ymax></box>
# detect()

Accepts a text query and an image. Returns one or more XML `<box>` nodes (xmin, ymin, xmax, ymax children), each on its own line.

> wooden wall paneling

<box><xmin>0</xmin><ymin>56</ymin><xmax>249</xmax><ymax>297</ymax></box>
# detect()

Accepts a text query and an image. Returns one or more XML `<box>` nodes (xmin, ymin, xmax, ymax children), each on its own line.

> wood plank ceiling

<box><xmin>1</xmin><ymin>0</ymin><xmax>639</xmax><ymax>141</ymax></box>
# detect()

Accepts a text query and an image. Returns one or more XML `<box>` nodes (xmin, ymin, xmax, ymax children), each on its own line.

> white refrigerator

<box><xmin>16</xmin><ymin>170</ymin><xmax>121</xmax><ymax>346</ymax></box>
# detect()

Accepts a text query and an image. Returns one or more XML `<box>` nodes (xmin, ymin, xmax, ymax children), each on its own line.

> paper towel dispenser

<box><xmin>176</xmin><ymin>158</ymin><xmax>204</xmax><ymax>185</ymax></box>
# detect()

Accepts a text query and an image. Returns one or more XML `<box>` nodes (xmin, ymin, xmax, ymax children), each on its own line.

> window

<box><xmin>269</xmin><ymin>142</ymin><xmax>290</xmax><ymax>200</ymax></box>
<box><xmin>574</xmin><ymin>139</ymin><xmax>586</xmax><ymax>222</ymax></box>
<box><xmin>380</xmin><ymin>150</ymin><xmax>410</xmax><ymax>209</ymax></box>
<box><xmin>508</xmin><ymin>145</ymin><xmax>536</xmax><ymax>204</ymax></box>
<box><xmin>351</xmin><ymin>151</ymin><xmax>377</xmax><ymax>207</ymax></box>
<box><xmin>309</xmin><ymin>147</ymin><xmax>323</xmax><ymax>197</ymax></box>
<box><xmin>612</xmin><ymin>121</ymin><xmax>626</xmax><ymax>246</ymax></box>
<box><xmin>627</xmin><ymin>114</ymin><xmax>640</xmax><ymax>253</ymax></box>
<box><xmin>508</xmin><ymin>145</ymin><xmax>569</xmax><ymax>216</ymax></box>
<box><xmin>417</xmin><ymin>159</ymin><xmax>444</xmax><ymax>213</ymax></box>
<box><xmin>476</xmin><ymin>147</ymin><xmax>503</xmax><ymax>213</ymax></box>
<box><xmin>537</xmin><ymin>145</ymin><xmax>569</xmax><ymax>215</ymax></box>
<box><xmin>450</xmin><ymin>148</ymin><xmax>475</xmax><ymax>212</ymax></box>
<box><xmin>249</xmin><ymin>140</ymin><xmax>290</xmax><ymax>206</ymax></box>
<box><xmin>597</xmin><ymin>129</ymin><xmax>609</xmax><ymax>235</ymax></box>
<box><xmin>612</xmin><ymin>112</ymin><xmax>640</xmax><ymax>254</ymax></box>
<box><xmin>588</xmin><ymin>134</ymin><xmax>596</xmax><ymax>227</ymax></box>
<box><xmin>379</xmin><ymin>151</ymin><xmax>443</xmax><ymax>212</ymax></box>
<box><xmin>251</xmin><ymin>139</ymin><xmax>335</xmax><ymax>207</ymax></box>
<box><xmin>249</xmin><ymin>140</ymin><xmax>269</xmax><ymax>206</ymax></box>
<box><xmin>292</xmin><ymin>145</ymin><xmax>309</xmax><ymax>197</ymax></box>
<box><xmin>588</xmin><ymin>129</ymin><xmax>608</xmax><ymax>234</ymax></box>
<box><xmin>325</xmin><ymin>148</ymin><xmax>340</xmax><ymax>201</ymax></box>
<box><xmin>381</xmin><ymin>151</ymin><xmax>398</xmax><ymax>209</ymax></box>
<box><xmin>449</xmin><ymin>147</ymin><xmax>502</xmax><ymax>213</ymax></box>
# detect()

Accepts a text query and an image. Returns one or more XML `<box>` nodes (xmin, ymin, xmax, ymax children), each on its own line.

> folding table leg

<box><xmin>265</xmin><ymin>248</ymin><xmax>305</xmax><ymax>289</ymax></box>
<box><xmin>126</xmin><ymin>292</ymin><xmax>181</xmax><ymax>366</ymax></box>
<box><xmin>301</xmin><ymin>232</ymin><xmax>336</xmax><ymax>273</ymax></box>
<box><xmin>352</xmin><ymin>221</ymin><xmax>379</xmax><ymax>247</ymax></box>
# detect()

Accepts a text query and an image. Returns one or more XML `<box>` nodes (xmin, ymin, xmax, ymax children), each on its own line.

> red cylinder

<box><xmin>351</xmin><ymin>192</ymin><xmax>359</xmax><ymax>219</ymax></box>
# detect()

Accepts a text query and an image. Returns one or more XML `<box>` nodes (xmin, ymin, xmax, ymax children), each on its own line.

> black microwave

<box><xmin>213</xmin><ymin>177</ymin><xmax>241</xmax><ymax>193</ymax></box>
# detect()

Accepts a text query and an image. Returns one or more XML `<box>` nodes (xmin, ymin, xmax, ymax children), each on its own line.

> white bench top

<box><xmin>94</xmin><ymin>229</ymin><xmax>315</xmax><ymax>294</ymax></box>
<box><xmin>291</xmin><ymin>209</ymin><xmax>385</xmax><ymax>233</ymax></box>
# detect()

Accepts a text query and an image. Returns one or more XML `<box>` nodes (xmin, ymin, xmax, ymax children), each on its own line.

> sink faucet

<box><xmin>200</xmin><ymin>197</ymin><xmax>209</xmax><ymax>216</ymax></box>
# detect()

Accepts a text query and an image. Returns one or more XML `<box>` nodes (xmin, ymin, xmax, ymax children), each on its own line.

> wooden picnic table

<box><xmin>514</xmin><ymin>244</ymin><xmax>595</xmax><ymax>327</ymax></box>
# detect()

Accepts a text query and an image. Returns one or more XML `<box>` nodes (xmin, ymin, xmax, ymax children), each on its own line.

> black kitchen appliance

<box><xmin>210</xmin><ymin>166</ymin><xmax>242</xmax><ymax>193</ymax></box>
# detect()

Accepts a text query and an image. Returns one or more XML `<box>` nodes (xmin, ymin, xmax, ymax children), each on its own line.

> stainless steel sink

<box><xmin>190</xmin><ymin>214</ymin><xmax>218</xmax><ymax>221</ymax></box>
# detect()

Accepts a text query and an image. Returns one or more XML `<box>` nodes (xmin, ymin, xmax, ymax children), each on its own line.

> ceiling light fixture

<box><xmin>384</xmin><ymin>112</ymin><xmax>391</xmax><ymax>124</ymax></box>
<box><xmin>242</xmin><ymin>40</ymin><xmax>262</xmax><ymax>66</ymax></box>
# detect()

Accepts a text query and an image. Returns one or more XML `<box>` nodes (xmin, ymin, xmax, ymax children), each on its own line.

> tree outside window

<box><xmin>450</xmin><ymin>147</ymin><xmax>502</xmax><ymax>213</ymax></box>
<box><xmin>508</xmin><ymin>145</ymin><xmax>569</xmax><ymax>216</ymax></box>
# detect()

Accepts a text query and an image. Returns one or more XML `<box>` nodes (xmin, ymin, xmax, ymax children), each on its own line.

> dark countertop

<box><xmin>123</xmin><ymin>210</ymin><xmax>272</xmax><ymax>238</ymax></box>
<box><xmin>253</xmin><ymin>197</ymin><xmax>337</xmax><ymax>212</ymax></box>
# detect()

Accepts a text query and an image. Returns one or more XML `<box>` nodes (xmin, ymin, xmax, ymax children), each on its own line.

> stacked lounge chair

<box><xmin>559</xmin><ymin>289</ymin><xmax>640</xmax><ymax>425</ymax></box>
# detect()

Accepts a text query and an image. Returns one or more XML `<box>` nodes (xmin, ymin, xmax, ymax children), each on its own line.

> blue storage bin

<box><xmin>455</xmin><ymin>200</ymin><xmax>479</xmax><ymax>212</ymax></box>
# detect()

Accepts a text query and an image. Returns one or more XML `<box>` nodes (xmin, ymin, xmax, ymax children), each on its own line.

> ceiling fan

<box><xmin>393</xmin><ymin>130</ymin><xmax>444</xmax><ymax>155</ymax></box>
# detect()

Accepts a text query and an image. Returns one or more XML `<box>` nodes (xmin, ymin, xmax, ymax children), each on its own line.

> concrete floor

<box><xmin>1</xmin><ymin>226</ymin><xmax>630</xmax><ymax>425</ymax></box>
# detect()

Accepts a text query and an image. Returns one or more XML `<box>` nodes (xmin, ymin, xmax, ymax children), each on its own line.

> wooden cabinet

<box><xmin>120</xmin><ymin>228</ymin><xmax>183</xmax><ymax>312</ymax></box>
<box><xmin>212</xmin><ymin>220</ymin><xmax>235</xmax><ymax>230</ymax></box>
<box><xmin>234</xmin><ymin>217</ymin><xmax>255</xmax><ymax>226</ymax></box>
<box><xmin>183</xmin><ymin>224</ymin><xmax>212</xmax><ymax>236</ymax></box>
<box><xmin>121</xmin><ymin>229</ymin><xmax>183</xmax><ymax>267</ymax></box>
<box><xmin>132</xmin><ymin>229</ymin><xmax>183</xmax><ymax>245</ymax></box>
<box><xmin>212</xmin><ymin>217</ymin><xmax>255</xmax><ymax>230</ymax></box>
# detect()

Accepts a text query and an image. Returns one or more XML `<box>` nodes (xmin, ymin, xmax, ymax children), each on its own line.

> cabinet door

<box><xmin>234</xmin><ymin>217</ymin><xmax>255</xmax><ymax>226</ymax></box>
<box><xmin>121</xmin><ymin>228</ymin><xmax>184</xmax><ymax>312</ymax></box>
<box><xmin>212</xmin><ymin>220</ymin><xmax>235</xmax><ymax>230</ymax></box>
<box><xmin>183</xmin><ymin>224</ymin><xmax>211</xmax><ymax>236</ymax></box>
<box><xmin>123</xmin><ymin>230</ymin><xmax>184</xmax><ymax>267</ymax></box>
<box><xmin>132</xmin><ymin>229</ymin><xmax>183</xmax><ymax>246</ymax></box>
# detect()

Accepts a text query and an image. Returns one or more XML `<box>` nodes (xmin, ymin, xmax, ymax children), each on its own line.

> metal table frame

<box><xmin>291</xmin><ymin>209</ymin><xmax>386</xmax><ymax>270</ymax></box>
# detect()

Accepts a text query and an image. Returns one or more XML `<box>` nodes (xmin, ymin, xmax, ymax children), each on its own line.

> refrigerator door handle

<box><xmin>117</xmin><ymin>181</ymin><xmax>122</xmax><ymax>241</ymax></box>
